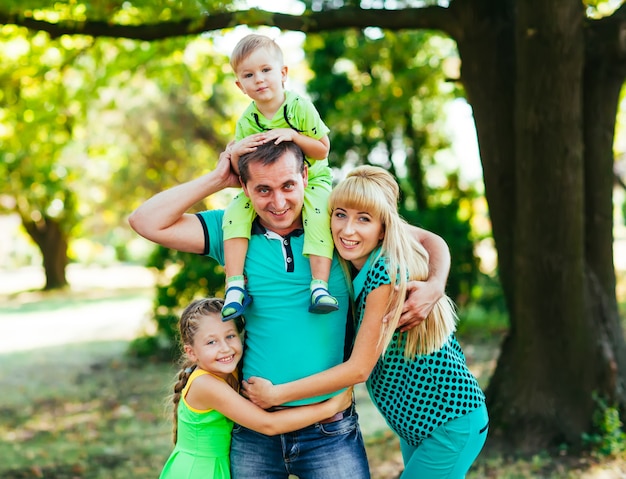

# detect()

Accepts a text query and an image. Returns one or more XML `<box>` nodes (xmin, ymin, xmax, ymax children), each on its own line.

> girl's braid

<box><xmin>170</xmin><ymin>298</ymin><xmax>224</xmax><ymax>444</ymax></box>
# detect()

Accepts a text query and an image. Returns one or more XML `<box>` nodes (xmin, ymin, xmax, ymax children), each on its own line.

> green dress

<box><xmin>159</xmin><ymin>368</ymin><xmax>234</xmax><ymax>479</ymax></box>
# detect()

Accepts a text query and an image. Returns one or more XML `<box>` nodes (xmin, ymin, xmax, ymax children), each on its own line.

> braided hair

<box><xmin>170</xmin><ymin>297</ymin><xmax>225</xmax><ymax>444</ymax></box>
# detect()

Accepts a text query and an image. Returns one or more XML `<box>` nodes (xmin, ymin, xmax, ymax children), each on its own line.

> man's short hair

<box><xmin>238</xmin><ymin>141</ymin><xmax>305</xmax><ymax>185</ymax></box>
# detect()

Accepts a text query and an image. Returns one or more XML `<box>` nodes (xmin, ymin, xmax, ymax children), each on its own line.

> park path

<box><xmin>0</xmin><ymin>264</ymin><xmax>155</xmax><ymax>353</ymax></box>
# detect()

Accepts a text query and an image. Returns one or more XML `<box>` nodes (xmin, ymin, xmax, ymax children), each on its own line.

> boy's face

<box><xmin>235</xmin><ymin>48</ymin><xmax>287</xmax><ymax>105</ymax></box>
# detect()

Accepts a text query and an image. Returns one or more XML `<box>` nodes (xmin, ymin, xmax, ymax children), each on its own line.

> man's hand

<box><xmin>386</xmin><ymin>279</ymin><xmax>444</xmax><ymax>332</ymax></box>
<box><xmin>241</xmin><ymin>376</ymin><xmax>278</xmax><ymax>409</ymax></box>
<box><xmin>214</xmin><ymin>148</ymin><xmax>243</xmax><ymax>190</ymax></box>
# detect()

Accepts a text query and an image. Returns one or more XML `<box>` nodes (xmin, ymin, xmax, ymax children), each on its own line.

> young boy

<box><xmin>221</xmin><ymin>34</ymin><xmax>337</xmax><ymax>320</ymax></box>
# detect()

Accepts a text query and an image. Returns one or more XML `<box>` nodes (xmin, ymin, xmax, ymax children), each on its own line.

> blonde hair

<box><xmin>230</xmin><ymin>34</ymin><xmax>284</xmax><ymax>73</ymax></box>
<box><xmin>329</xmin><ymin>165</ymin><xmax>457</xmax><ymax>359</ymax></box>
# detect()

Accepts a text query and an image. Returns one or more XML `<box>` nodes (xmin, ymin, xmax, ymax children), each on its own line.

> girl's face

<box><xmin>331</xmin><ymin>206</ymin><xmax>385</xmax><ymax>270</ymax></box>
<box><xmin>184</xmin><ymin>313</ymin><xmax>243</xmax><ymax>380</ymax></box>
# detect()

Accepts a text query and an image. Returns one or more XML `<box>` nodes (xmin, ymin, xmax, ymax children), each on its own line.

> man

<box><xmin>129</xmin><ymin>141</ymin><xmax>451</xmax><ymax>478</ymax></box>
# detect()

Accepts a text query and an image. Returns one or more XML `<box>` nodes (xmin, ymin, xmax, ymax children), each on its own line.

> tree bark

<box><xmin>22</xmin><ymin>216</ymin><xmax>69</xmax><ymax>290</ymax></box>
<box><xmin>582</xmin><ymin>6</ymin><xmax>626</xmax><ymax>406</ymax></box>
<box><xmin>455</xmin><ymin>0</ymin><xmax>626</xmax><ymax>451</ymax></box>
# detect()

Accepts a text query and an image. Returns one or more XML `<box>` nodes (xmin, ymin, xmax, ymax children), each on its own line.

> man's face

<box><xmin>241</xmin><ymin>151</ymin><xmax>308</xmax><ymax>235</ymax></box>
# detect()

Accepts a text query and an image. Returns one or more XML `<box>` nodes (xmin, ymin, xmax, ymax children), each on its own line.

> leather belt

<box><xmin>319</xmin><ymin>406</ymin><xmax>351</xmax><ymax>424</ymax></box>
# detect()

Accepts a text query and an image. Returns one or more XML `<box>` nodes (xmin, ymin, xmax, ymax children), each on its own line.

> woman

<box><xmin>243</xmin><ymin>165</ymin><xmax>488</xmax><ymax>478</ymax></box>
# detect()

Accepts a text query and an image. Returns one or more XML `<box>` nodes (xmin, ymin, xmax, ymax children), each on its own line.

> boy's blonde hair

<box><xmin>230</xmin><ymin>34</ymin><xmax>284</xmax><ymax>73</ymax></box>
<box><xmin>329</xmin><ymin>165</ymin><xmax>457</xmax><ymax>359</ymax></box>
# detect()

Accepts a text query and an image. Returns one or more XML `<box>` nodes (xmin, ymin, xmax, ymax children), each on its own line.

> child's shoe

<box><xmin>222</xmin><ymin>277</ymin><xmax>252</xmax><ymax>320</ymax></box>
<box><xmin>308</xmin><ymin>279</ymin><xmax>339</xmax><ymax>314</ymax></box>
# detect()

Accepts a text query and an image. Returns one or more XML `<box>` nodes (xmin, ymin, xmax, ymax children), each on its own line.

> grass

<box><xmin>2</xmin><ymin>280</ymin><xmax>626</xmax><ymax>478</ymax></box>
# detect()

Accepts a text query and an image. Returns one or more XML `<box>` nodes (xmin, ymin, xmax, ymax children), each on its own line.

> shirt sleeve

<box><xmin>289</xmin><ymin>94</ymin><xmax>330</xmax><ymax>140</ymax></box>
<box><xmin>194</xmin><ymin>210</ymin><xmax>226</xmax><ymax>266</ymax></box>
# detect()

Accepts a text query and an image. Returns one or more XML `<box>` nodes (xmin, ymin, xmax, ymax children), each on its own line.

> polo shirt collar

<box><xmin>251</xmin><ymin>217</ymin><xmax>304</xmax><ymax>239</ymax></box>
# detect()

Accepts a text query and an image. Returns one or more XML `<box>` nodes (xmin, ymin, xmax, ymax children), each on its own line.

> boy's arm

<box><xmin>264</xmin><ymin>130</ymin><xmax>330</xmax><ymax>161</ymax></box>
<box><xmin>396</xmin><ymin>225</ymin><xmax>451</xmax><ymax>331</ymax></box>
<box><xmin>128</xmin><ymin>149</ymin><xmax>238</xmax><ymax>254</ymax></box>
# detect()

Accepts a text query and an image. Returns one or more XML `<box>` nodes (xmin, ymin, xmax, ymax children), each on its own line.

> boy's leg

<box><xmin>309</xmin><ymin>255</ymin><xmax>338</xmax><ymax>313</ymax></box>
<box><xmin>302</xmin><ymin>178</ymin><xmax>337</xmax><ymax>313</ymax></box>
<box><xmin>223</xmin><ymin>237</ymin><xmax>252</xmax><ymax>320</ymax></box>
<box><xmin>222</xmin><ymin>192</ymin><xmax>255</xmax><ymax>320</ymax></box>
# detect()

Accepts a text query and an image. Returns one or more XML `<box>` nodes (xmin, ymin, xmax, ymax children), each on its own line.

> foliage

<box><xmin>128</xmin><ymin>245</ymin><xmax>226</xmax><ymax>358</ymax></box>
<box><xmin>303</xmin><ymin>27</ymin><xmax>480</xmax><ymax>305</ymax></box>
<box><xmin>582</xmin><ymin>392</ymin><xmax>626</xmax><ymax>457</ymax></box>
<box><xmin>401</xmin><ymin>182</ymin><xmax>480</xmax><ymax>307</ymax></box>
<box><xmin>0</xmin><ymin>18</ymin><xmax>238</xmax><ymax>283</ymax></box>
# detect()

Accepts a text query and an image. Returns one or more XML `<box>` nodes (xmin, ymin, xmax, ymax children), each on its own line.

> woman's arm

<box><xmin>186</xmin><ymin>374</ymin><xmax>353</xmax><ymax>435</ymax></box>
<box><xmin>243</xmin><ymin>285</ymin><xmax>392</xmax><ymax>409</ymax></box>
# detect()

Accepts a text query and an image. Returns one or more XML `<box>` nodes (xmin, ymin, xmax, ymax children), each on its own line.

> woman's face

<box><xmin>331</xmin><ymin>206</ymin><xmax>384</xmax><ymax>270</ymax></box>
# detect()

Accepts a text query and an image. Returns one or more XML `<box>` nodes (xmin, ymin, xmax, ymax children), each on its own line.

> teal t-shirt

<box><xmin>196</xmin><ymin>210</ymin><xmax>349</xmax><ymax>406</ymax></box>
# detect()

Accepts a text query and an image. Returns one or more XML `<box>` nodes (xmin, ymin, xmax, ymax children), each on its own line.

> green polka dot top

<box><xmin>352</xmin><ymin>250</ymin><xmax>486</xmax><ymax>446</ymax></box>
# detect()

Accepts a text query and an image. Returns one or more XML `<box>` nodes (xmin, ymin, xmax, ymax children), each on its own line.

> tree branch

<box><xmin>0</xmin><ymin>6</ymin><xmax>454</xmax><ymax>40</ymax></box>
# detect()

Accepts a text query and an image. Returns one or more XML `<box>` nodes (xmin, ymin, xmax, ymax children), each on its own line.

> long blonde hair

<box><xmin>329</xmin><ymin>165</ymin><xmax>457</xmax><ymax>359</ymax></box>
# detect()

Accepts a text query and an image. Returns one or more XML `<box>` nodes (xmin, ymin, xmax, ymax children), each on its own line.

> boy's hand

<box><xmin>229</xmin><ymin>134</ymin><xmax>269</xmax><ymax>174</ymax></box>
<box><xmin>264</xmin><ymin>128</ymin><xmax>296</xmax><ymax>145</ymax></box>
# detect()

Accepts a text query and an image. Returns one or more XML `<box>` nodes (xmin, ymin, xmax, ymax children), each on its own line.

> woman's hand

<box><xmin>241</xmin><ymin>376</ymin><xmax>278</xmax><ymax>409</ymax></box>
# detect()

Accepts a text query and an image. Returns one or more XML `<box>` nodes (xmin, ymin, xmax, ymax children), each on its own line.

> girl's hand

<box><xmin>241</xmin><ymin>376</ymin><xmax>278</xmax><ymax>409</ymax></box>
<box><xmin>326</xmin><ymin>387</ymin><xmax>353</xmax><ymax>414</ymax></box>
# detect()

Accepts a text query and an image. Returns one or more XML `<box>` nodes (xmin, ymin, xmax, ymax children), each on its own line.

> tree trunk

<box><xmin>22</xmin><ymin>216</ymin><xmax>69</xmax><ymax>290</ymax></box>
<box><xmin>455</xmin><ymin>0</ymin><xmax>626</xmax><ymax>451</ymax></box>
<box><xmin>582</xmin><ymin>8</ymin><xmax>626</xmax><ymax>406</ymax></box>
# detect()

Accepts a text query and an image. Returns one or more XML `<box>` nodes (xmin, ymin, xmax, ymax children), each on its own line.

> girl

<box><xmin>243</xmin><ymin>166</ymin><xmax>488</xmax><ymax>478</ymax></box>
<box><xmin>159</xmin><ymin>297</ymin><xmax>352</xmax><ymax>479</ymax></box>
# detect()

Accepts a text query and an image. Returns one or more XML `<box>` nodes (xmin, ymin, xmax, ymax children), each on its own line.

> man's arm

<box><xmin>397</xmin><ymin>225</ymin><xmax>451</xmax><ymax>331</ymax></box>
<box><xmin>128</xmin><ymin>149</ymin><xmax>239</xmax><ymax>254</ymax></box>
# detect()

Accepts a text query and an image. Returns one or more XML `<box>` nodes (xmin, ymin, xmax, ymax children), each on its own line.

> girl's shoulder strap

<box><xmin>181</xmin><ymin>368</ymin><xmax>210</xmax><ymax>397</ymax></box>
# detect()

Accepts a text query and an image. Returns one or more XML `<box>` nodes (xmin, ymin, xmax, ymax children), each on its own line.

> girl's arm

<box><xmin>186</xmin><ymin>374</ymin><xmax>353</xmax><ymax>436</ymax></box>
<box><xmin>243</xmin><ymin>285</ymin><xmax>392</xmax><ymax>409</ymax></box>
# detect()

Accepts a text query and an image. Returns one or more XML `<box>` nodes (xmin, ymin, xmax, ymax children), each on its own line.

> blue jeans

<box><xmin>230</xmin><ymin>402</ymin><xmax>370</xmax><ymax>479</ymax></box>
<box><xmin>399</xmin><ymin>403</ymin><xmax>489</xmax><ymax>478</ymax></box>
